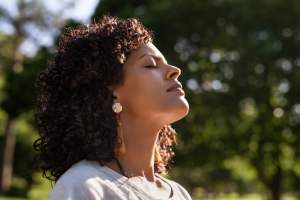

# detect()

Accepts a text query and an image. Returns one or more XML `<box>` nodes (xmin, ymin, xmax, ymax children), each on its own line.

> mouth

<box><xmin>169</xmin><ymin>87</ymin><xmax>185</xmax><ymax>95</ymax></box>
<box><xmin>166</xmin><ymin>82</ymin><xmax>185</xmax><ymax>95</ymax></box>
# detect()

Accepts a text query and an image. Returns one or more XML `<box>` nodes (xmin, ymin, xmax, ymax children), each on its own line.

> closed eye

<box><xmin>144</xmin><ymin>65</ymin><xmax>158</xmax><ymax>68</ymax></box>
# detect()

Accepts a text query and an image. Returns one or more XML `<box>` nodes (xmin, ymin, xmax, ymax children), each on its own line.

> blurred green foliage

<box><xmin>93</xmin><ymin>0</ymin><xmax>300</xmax><ymax>199</ymax></box>
<box><xmin>1</xmin><ymin>0</ymin><xmax>300</xmax><ymax>200</ymax></box>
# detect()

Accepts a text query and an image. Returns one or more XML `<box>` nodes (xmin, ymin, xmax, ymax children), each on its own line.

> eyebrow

<box><xmin>138</xmin><ymin>54</ymin><xmax>167</xmax><ymax>63</ymax></box>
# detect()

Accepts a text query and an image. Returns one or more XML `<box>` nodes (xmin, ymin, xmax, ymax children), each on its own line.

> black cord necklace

<box><xmin>113</xmin><ymin>157</ymin><xmax>174</xmax><ymax>198</ymax></box>
<box><xmin>114</xmin><ymin>157</ymin><xmax>126</xmax><ymax>177</ymax></box>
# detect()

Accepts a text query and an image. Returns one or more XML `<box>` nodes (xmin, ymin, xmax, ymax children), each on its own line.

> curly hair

<box><xmin>33</xmin><ymin>15</ymin><xmax>177</xmax><ymax>182</ymax></box>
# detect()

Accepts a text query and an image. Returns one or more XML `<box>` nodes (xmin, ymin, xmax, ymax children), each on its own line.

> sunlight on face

<box><xmin>113</xmin><ymin>42</ymin><xmax>189</xmax><ymax>125</ymax></box>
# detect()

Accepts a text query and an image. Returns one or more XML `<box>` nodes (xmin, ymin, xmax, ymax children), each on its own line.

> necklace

<box><xmin>113</xmin><ymin>157</ymin><xmax>174</xmax><ymax>198</ymax></box>
<box><xmin>114</xmin><ymin>157</ymin><xmax>126</xmax><ymax>176</ymax></box>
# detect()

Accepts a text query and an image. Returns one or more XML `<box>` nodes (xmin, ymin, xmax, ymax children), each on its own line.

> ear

<box><xmin>108</xmin><ymin>85</ymin><xmax>121</xmax><ymax>100</ymax></box>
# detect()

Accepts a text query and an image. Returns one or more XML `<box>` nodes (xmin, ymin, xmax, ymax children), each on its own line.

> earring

<box><xmin>112</xmin><ymin>102</ymin><xmax>122</xmax><ymax>113</ymax></box>
<box><xmin>114</xmin><ymin>120</ymin><xmax>126</xmax><ymax>157</ymax></box>
<box><xmin>112</xmin><ymin>102</ymin><xmax>126</xmax><ymax>156</ymax></box>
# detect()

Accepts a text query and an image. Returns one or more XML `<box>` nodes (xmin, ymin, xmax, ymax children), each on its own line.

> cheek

<box><xmin>122</xmin><ymin>73</ymin><xmax>165</xmax><ymax>111</ymax></box>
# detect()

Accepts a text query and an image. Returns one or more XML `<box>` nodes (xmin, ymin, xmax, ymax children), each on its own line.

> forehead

<box><xmin>126</xmin><ymin>43</ymin><xmax>165</xmax><ymax>64</ymax></box>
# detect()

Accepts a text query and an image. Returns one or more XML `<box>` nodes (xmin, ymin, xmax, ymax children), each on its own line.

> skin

<box><xmin>105</xmin><ymin>42</ymin><xmax>189</xmax><ymax>196</ymax></box>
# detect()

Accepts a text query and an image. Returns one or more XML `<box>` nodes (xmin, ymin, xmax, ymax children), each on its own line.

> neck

<box><xmin>110</xmin><ymin>112</ymin><xmax>164</xmax><ymax>182</ymax></box>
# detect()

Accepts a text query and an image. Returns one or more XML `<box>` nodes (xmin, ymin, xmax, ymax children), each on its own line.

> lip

<box><xmin>166</xmin><ymin>82</ymin><xmax>184</xmax><ymax>94</ymax></box>
<box><xmin>169</xmin><ymin>87</ymin><xmax>185</xmax><ymax>95</ymax></box>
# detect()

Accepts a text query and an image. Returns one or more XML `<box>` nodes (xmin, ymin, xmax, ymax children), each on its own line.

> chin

<box><xmin>177</xmin><ymin>105</ymin><xmax>190</xmax><ymax>120</ymax></box>
<box><xmin>167</xmin><ymin>103</ymin><xmax>190</xmax><ymax>124</ymax></box>
<box><xmin>178</xmin><ymin>97</ymin><xmax>190</xmax><ymax>116</ymax></box>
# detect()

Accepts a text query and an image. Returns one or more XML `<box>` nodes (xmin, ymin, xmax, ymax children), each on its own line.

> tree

<box><xmin>0</xmin><ymin>0</ymin><xmax>72</xmax><ymax>193</ymax></box>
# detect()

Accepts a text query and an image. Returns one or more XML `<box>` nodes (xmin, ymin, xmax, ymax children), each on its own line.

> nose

<box><xmin>166</xmin><ymin>65</ymin><xmax>181</xmax><ymax>80</ymax></box>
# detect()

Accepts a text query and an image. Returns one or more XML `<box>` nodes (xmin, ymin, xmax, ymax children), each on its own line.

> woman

<box><xmin>34</xmin><ymin>15</ymin><xmax>191</xmax><ymax>200</ymax></box>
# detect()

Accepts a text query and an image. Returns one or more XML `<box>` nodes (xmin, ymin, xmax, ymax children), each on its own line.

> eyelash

<box><xmin>145</xmin><ymin>65</ymin><xmax>158</xmax><ymax>68</ymax></box>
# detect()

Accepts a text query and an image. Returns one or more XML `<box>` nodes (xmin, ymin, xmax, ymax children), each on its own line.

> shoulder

<box><xmin>171</xmin><ymin>180</ymin><xmax>192</xmax><ymax>200</ymax></box>
<box><xmin>52</xmin><ymin>160</ymin><xmax>109</xmax><ymax>187</ymax></box>
<box><xmin>157</xmin><ymin>175</ymin><xmax>193</xmax><ymax>200</ymax></box>
<box><xmin>48</xmin><ymin>160</ymin><xmax>125</xmax><ymax>200</ymax></box>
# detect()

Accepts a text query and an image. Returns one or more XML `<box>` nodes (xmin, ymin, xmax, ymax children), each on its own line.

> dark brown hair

<box><xmin>33</xmin><ymin>15</ymin><xmax>177</xmax><ymax>182</ymax></box>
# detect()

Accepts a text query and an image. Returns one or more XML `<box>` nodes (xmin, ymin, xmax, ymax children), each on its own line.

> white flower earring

<box><xmin>112</xmin><ymin>102</ymin><xmax>122</xmax><ymax>113</ymax></box>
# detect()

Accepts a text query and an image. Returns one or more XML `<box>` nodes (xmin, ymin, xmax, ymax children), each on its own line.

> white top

<box><xmin>48</xmin><ymin>160</ymin><xmax>192</xmax><ymax>200</ymax></box>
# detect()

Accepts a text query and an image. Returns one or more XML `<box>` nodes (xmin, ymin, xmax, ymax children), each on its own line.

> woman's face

<box><xmin>113</xmin><ymin>42</ymin><xmax>189</xmax><ymax>125</ymax></box>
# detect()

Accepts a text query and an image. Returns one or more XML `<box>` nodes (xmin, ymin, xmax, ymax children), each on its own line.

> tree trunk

<box><xmin>0</xmin><ymin>115</ymin><xmax>16</xmax><ymax>193</ymax></box>
<box><xmin>268</xmin><ymin>165</ymin><xmax>282</xmax><ymax>200</ymax></box>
